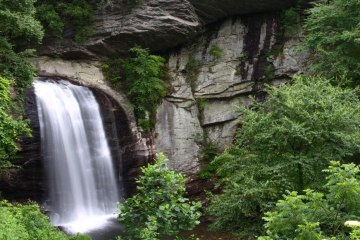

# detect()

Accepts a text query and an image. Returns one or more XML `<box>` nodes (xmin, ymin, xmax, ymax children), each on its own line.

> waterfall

<box><xmin>34</xmin><ymin>79</ymin><xmax>120</xmax><ymax>234</ymax></box>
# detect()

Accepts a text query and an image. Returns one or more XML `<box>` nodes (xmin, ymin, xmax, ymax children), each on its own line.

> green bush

<box><xmin>259</xmin><ymin>161</ymin><xmax>360</xmax><ymax>239</ymax></box>
<box><xmin>207</xmin><ymin>75</ymin><xmax>360</xmax><ymax>237</ymax></box>
<box><xmin>346</xmin><ymin>221</ymin><xmax>360</xmax><ymax>240</ymax></box>
<box><xmin>117</xmin><ymin>153</ymin><xmax>201</xmax><ymax>239</ymax></box>
<box><xmin>0</xmin><ymin>200</ymin><xmax>90</xmax><ymax>240</ymax></box>
<box><xmin>281</xmin><ymin>6</ymin><xmax>302</xmax><ymax>38</ymax></box>
<box><xmin>0</xmin><ymin>0</ymin><xmax>42</xmax><ymax>167</ymax></box>
<box><xmin>197</xmin><ymin>143</ymin><xmax>220</xmax><ymax>180</ymax></box>
<box><xmin>0</xmin><ymin>38</ymin><xmax>36</xmax><ymax>95</ymax></box>
<box><xmin>35</xmin><ymin>0</ymin><xmax>94</xmax><ymax>42</ymax></box>
<box><xmin>0</xmin><ymin>0</ymin><xmax>44</xmax><ymax>44</ymax></box>
<box><xmin>103</xmin><ymin>47</ymin><xmax>168</xmax><ymax>131</ymax></box>
<box><xmin>0</xmin><ymin>76</ymin><xmax>31</xmax><ymax>167</ymax></box>
<box><xmin>209</xmin><ymin>45</ymin><xmax>223</xmax><ymax>59</ymax></box>
<box><xmin>36</xmin><ymin>3</ymin><xmax>64</xmax><ymax>38</ymax></box>
<box><xmin>184</xmin><ymin>56</ymin><xmax>202</xmax><ymax>92</ymax></box>
<box><xmin>303</xmin><ymin>0</ymin><xmax>360</xmax><ymax>85</ymax></box>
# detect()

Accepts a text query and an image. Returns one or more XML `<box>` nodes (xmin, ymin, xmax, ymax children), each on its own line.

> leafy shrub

<box><xmin>117</xmin><ymin>153</ymin><xmax>202</xmax><ymax>239</ymax></box>
<box><xmin>0</xmin><ymin>0</ymin><xmax>44</xmax><ymax>44</ymax></box>
<box><xmin>259</xmin><ymin>161</ymin><xmax>360</xmax><ymax>239</ymax></box>
<box><xmin>303</xmin><ymin>0</ymin><xmax>360</xmax><ymax>85</ymax></box>
<box><xmin>197</xmin><ymin>143</ymin><xmax>220</xmax><ymax>180</ymax></box>
<box><xmin>103</xmin><ymin>47</ymin><xmax>168</xmax><ymax>131</ymax></box>
<box><xmin>346</xmin><ymin>221</ymin><xmax>360</xmax><ymax>240</ymax></box>
<box><xmin>0</xmin><ymin>0</ymin><xmax>42</xmax><ymax>167</ymax></box>
<box><xmin>207</xmin><ymin>76</ymin><xmax>360</xmax><ymax>237</ymax></box>
<box><xmin>0</xmin><ymin>200</ymin><xmax>90</xmax><ymax>240</ymax></box>
<box><xmin>36</xmin><ymin>3</ymin><xmax>64</xmax><ymax>37</ymax></box>
<box><xmin>0</xmin><ymin>38</ymin><xmax>36</xmax><ymax>95</ymax></box>
<box><xmin>0</xmin><ymin>77</ymin><xmax>31</xmax><ymax>167</ymax></box>
<box><xmin>184</xmin><ymin>56</ymin><xmax>202</xmax><ymax>92</ymax></box>
<box><xmin>209</xmin><ymin>46</ymin><xmax>223</xmax><ymax>59</ymax></box>
<box><xmin>35</xmin><ymin>0</ymin><xmax>94</xmax><ymax>42</ymax></box>
<box><xmin>281</xmin><ymin>6</ymin><xmax>302</xmax><ymax>38</ymax></box>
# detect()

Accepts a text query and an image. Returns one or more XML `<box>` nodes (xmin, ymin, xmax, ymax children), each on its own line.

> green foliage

<box><xmin>117</xmin><ymin>152</ymin><xmax>202</xmax><ymax>239</ymax></box>
<box><xmin>35</xmin><ymin>0</ymin><xmax>94</xmax><ymax>42</ymax></box>
<box><xmin>259</xmin><ymin>161</ymin><xmax>360</xmax><ymax>239</ymax></box>
<box><xmin>263</xmin><ymin>62</ymin><xmax>275</xmax><ymax>82</ymax></box>
<box><xmin>36</xmin><ymin>3</ymin><xmax>64</xmax><ymax>38</ymax></box>
<box><xmin>346</xmin><ymin>221</ymin><xmax>360</xmax><ymax>240</ymax></box>
<box><xmin>0</xmin><ymin>38</ymin><xmax>36</xmax><ymax>95</ymax></box>
<box><xmin>195</xmin><ymin>97</ymin><xmax>207</xmax><ymax>112</ymax></box>
<box><xmin>197</xmin><ymin>143</ymin><xmax>221</xmax><ymax>180</ymax></box>
<box><xmin>0</xmin><ymin>200</ymin><xmax>90</xmax><ymax>240</ymax></box>
<box><xmin>0</xmin><ymin>77</ymin><xmax>31</xmax><ymax>167</ymax></box>
<box><xmin>207</xmin><ymin>76</ymin><xmax>360</xmax><ymax>237</ymax></box>
<box><xmin>184</xmin><ymin>56</ymin><xmax>202</xmax><ymax>92</ymax></box>
<box><xmin>104</xmin><ymin>47</ymin><xmax>168</xmax><ymax>131</ymax></box>
<box><xmin>303</xmin><ymin>0</ymin><xmax>360</xmax><ymax>85</ymax></box>
<box><xmin>281</xmin><ymin>7</ymin><xmax>302</xmax><ymax>38</ymax></box>
<box><xmin>0</xmin><ymin>0</ymin><xmax>42</xmax><ymax>167</ymax></box>
<box><xmin>63</xmin><ymin>0</ymin><xmax>94</xmax><ymax>43</ymax></box>
<box><xmin>209</xmin><ymin>45</ymin><xmax>223</xmax><ymax>59</ymax></box>
<box><xmin>0</xmin><ymin>0</ymin><xmax>44</xmax><ymax>44</ymax></box>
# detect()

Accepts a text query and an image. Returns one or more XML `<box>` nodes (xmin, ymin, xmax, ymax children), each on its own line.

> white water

<box><xmin>34</xmin><ymin>80</ymin><xmax>120</xmax><ymax>234</ymax></box>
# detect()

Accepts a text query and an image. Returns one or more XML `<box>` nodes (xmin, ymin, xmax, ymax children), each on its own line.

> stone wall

<box><xmin>155</xmin><ymin>13</ymin><xmax>309</xmax><ymax>177</ymax></box>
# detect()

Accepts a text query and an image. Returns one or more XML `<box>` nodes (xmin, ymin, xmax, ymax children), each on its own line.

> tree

<box><xmin>303</xmin><ymin>0</ymin><xmax>360</xmax><ymax>85</ymax></box>
<box><xmin>207</xmin><ymin>76</ymin><xmax>360</xmax><ymax>237</ymax></box>
<box><xmin>35</xmin><ymin>0</ymin><xmax>94</xmax><ymax>42</ymax></box>
<box><xmin>0</xmin><ymin>0</ymin><xmax>44</xmax><ymax>44</ymax></box>
<box><xmin>117</xmin><ymin>153</ymin><xmax>201</xmax><ymax>239</ymax></box>
<box><xmin>259</xmin><ymin>161</ymin><xmax>360</xmax><ymax>239</ymax></box>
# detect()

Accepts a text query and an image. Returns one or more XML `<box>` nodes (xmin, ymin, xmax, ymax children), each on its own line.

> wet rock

<box><xmin>190</xmin><ymin>0</ymin><xmax>297</xmax><ymax>23</ymax></box>
<box><xmin>156</xmin><ymin>13</ymin><xmax>283</xmax><ymax>175</ymax></box>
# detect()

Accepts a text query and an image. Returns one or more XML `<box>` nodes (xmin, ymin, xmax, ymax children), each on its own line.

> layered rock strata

<box><xmin>155</xmin><ymin>13</ymin><xmax>309</xmax><ymax>177</ymax></box>
<box><xmin>38</xmin><ymin>0</ymin><xmax>297</xmax><ymax>58</ymax></box>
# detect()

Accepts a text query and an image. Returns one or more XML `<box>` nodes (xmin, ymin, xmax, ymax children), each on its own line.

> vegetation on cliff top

<box><xmin>35</xmin><ymin>0</ymin><xmax>94</xmax><ymax>43</ymax></box>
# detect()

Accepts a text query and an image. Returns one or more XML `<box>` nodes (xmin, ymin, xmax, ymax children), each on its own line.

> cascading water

<box><xmin>34</xmin><ymin>79</ymin><xmax>120</xmax><ymax>234</ymax></box>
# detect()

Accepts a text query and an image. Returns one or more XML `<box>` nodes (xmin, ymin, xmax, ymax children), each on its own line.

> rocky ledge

<box><xmin>38</xmin><ymin>0</ymin><xmax>297</xmax><ymax>59</ymax></box>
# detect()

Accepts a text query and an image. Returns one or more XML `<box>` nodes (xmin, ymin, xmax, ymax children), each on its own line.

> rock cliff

<box><xmin>155</xmin><ymin>13</ymin><xmax>308</xmax><ymax>176</ymax></box>
<box><xmin>38</xmin><ymin>0</ymin><xmax>297</xmax><ymax>58</ymax></box>
<box><xmin>22</xmin><ymin>0</ymin><xmax>310</xmax><ymax>197</ymax></box>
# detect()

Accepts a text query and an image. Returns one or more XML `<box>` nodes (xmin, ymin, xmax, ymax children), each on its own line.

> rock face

<box><xmin>38</xmin><ymin>0</ymin><xmax>297</xmax><ymax>59</ymax></box>
<box><xmin>155</xmin><ymin>13</ymin><xmax>309</xmax><ymax>176</ymax></box>
<box><xmin>7</xmin><ymin>1</ymin><xmax>310</xmax><ymax>201</ymax></box>
<box><xmin>0</xmin><ymin>88</ymin><xmax>44</xmax><ymax>202</ymax></box>
<box><xmin>39</xmin><ymin>0</ymin><xmax>201</xmax><ymax>58</ymax></box>
<box><xmin>190</xmin><ymin>0</ymin><xmax>297</xmax><ymax>23</ymax></box>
